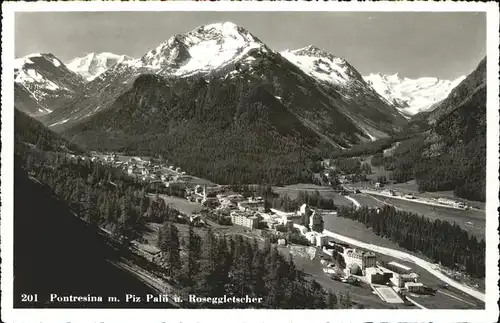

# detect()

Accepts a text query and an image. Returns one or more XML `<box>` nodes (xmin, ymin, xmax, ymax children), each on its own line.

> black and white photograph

<box><xmin>1</xmin><ymin>2</ymin><xmax>499</xmax><ymax>323</ymax></box>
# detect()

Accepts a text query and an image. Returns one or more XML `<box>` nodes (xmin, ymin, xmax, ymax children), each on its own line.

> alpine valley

<box><xmin>12</xmin><ymin>19</ymin><xmax>489</xmax><ymax>311</ymax></box>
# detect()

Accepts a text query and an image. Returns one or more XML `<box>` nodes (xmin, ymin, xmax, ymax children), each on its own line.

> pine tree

<box><xmin>167</xmin><ymin>224</ymin><xmax>182</xmax><ymax>279</ymax></box>
<box><xmin>310</xmin><ymin>279</ymin><xmax>325</xmax><ymax>308</ymax></box>
<box><xmin>85</xmin><ymin>186</ymin><xmax>99</xmax><ymax>227</ymax></box>
<box><xmin>183</xmin><ymin>225</ymin><xmax>202</xmax><ymax>287</ymax></box>
<box><xmin>326</xmin><ymin>289</ymin><xmax>337</xmax><ymax>308</ymax></box>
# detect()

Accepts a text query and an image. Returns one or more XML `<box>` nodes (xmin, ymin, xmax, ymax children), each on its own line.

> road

<box><xmin>406</xmin><ymin>297</ymin><xmax>427</xmax><ymax>309</ymax></box>
<box><xmin>323</xmin><ymin>195</ymin><xmax>485</xmax><ymax>302</ymax></box>
<box><xmin>344</xmin><ymin>196</ymin><xmax>361</xmax><ymax>208</ymax></box>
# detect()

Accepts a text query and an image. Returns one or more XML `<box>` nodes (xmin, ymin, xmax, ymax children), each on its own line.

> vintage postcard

<box><xmin>1</xmin><ymin>1</ymin><xmax>499</xmax><ymax>323</ymax></box>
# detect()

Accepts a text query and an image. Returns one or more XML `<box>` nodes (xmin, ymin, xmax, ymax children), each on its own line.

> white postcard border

<box><xmin>1</xmin><ymin>1</ymin><xmax>499</xmax><ymax>323</ymax></box>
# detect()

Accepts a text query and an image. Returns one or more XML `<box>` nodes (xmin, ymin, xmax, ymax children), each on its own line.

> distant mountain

<box><xmin>41</xmin><ymin>22</ymin><xmax>275</xmax><ymax>129</ymax></box>
<box><xmin>14</xmin><ymin>53</ymin><xmax>85</xmax><ymax>116</ymax></box>
<box><xmin>387</xmin><ymin>57</ymin><xmax>486</xmax><ymax>202</ymax></box>
<box><xmin>281</xmin><ymin>46</ymin><xmax>407</xmax><ymax>137</ymax></box>
<box><xmin>66</xmin><ymin>52</ymin><xmax>134</xmax><ymax>81</ymax></box>
<box><xmin>364</xmin><ymin>73</ymin><xmax>465</xmax><ymax>116</ymax></box>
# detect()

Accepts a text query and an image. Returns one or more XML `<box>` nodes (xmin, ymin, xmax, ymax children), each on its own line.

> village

<box><xmin>85</xmin><ymin>152</ymin><xmax>438</xmax><ymax>307</ymax></box>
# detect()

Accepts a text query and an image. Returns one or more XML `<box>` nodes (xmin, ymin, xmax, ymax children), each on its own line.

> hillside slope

<box><xmin>13</xmin><ymin>159</ymin><xmax>173</xmax><ymax>308</ymax></box>
<box><xmin>14</xmin><ymin>108</ymin><xmax>83</xmax><ymax>156</ymax></box>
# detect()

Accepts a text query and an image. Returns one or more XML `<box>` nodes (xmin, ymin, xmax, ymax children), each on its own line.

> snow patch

<box><xmin>364</xmin><ymin>131</ymin><xmax>376</xmax><ymax>141</ymax></box>
<box><xmin>38</xmin><ymin>107</ymin><xmax>53</xmax><ymax>114</ymax></box>
<box><xmin>51</xmin><ymin>57</ymin><xmax>62</xmax><ymax>67</ymax></box>
<box><xmin>49</xmin><ymin>118</ymin><xmax>70</xmax><ymax>127</ymax></box>
<box><xmin>281</xmin><ymin>50</ymin><xmax>351</xmax><ymax>85</ymax></box>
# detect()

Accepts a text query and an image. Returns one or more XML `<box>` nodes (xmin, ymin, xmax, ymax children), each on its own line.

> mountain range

<box><xmin>21</xmin><ymin>22</ymin><xmax>407</xmax><ymax>139</ymax></box>
<box><xmin>13</xmin><ymin>21</ymin><xmax>482</xmax><ymax>186</ymax></box>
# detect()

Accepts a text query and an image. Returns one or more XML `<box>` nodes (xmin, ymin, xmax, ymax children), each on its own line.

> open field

<box><xmin>323</xmin><ymin>214</ymin><xmax>416</xmax><ymax>255</ymax></box>
<box><xmin>156</xmin><ymin>194</ymin><xmax>203</xmax><ymax>216</ymax></box>
<box><xmin>364</xmin><ymin>194</ymin><xmax>485</xmax><ymax>239</ymax></box>
<box><xmin>273</xmin><ymin>183</ymin><xmax>336</xmax><ymax>197</ymax></box>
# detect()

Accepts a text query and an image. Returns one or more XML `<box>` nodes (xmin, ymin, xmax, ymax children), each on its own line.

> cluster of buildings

<box><xmin>94</xmin><ymin>153</ymin><xmax>191</xmax><ymax>189</ymax></box>
<box><xmin>185</xmin><ymin>187</ymin><xmax>267</xmax><ymax>229</ymax></box>
<box><xmin>437</xmin><ymin>198</ymin><xmax>467</xmax><ymax>209</ymax></box>
<box><xmin>186</xmin><ymin>185</ymin><xmax>226</xmax><ymax>205</ymax></box>
<box><xmin>320</xmin><ymin>239</ymin><xmax>426</xmax><ymax>295</ymax></box>
<box><xmin>362</xmin><ymin>263</ymin><xmax>421</xmax><ymax>293</ymax></box>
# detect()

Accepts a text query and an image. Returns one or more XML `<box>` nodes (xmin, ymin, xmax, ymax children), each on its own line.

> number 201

<box><xmin>21</xmin><ymin>294</ymin><xmax>38</xmax><ymax>302</ymax></box>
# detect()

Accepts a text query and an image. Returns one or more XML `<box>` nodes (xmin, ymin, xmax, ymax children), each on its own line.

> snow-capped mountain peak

<box><xmin>281</xmin><ymin>45</ymin><xmax>362</xmax><ymax>85</ymax></box>
<box><xmin>290</xmin><ymin>45</ymin><xmax>345</xmax><ymax>63</ymax></box>
<box><xmin>14</xmin><ymin>52</ymin><xmax>85</xmax><ymax>116</ymax></box>
<box><xmin>363</xmin><ymin>73</ymin><xmax>466</xmax><ymax>115</ymax></box>
<box><xmin>15</xmin><ymin>53</ymin><xmax>77</xmax><ymax>89</ymax></box>
<box><xmin>139</xmin><ymin>21</ymin><xmax>268</xmax><ymax>76</ymax></box>
<box><xmin>66</xmin><ymin>52</ymin><xmax>134</xmax><ymax>81</ymax></box>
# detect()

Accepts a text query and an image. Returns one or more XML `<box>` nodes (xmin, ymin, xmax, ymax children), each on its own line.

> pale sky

<box><xmin>15</xmin><ymin>11</ymin><xmax>486</xmax><ymax>79</ymax></box>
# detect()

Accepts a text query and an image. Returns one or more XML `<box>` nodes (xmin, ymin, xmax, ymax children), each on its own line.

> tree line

<box><xmin>270</xmin><ymin>190</ymin><xmax>336</xmax><ymax>213</ymax></box>
<box><xmin>336</xmin><ymin>205</ymin><xmax>485</xmax><ymax>278</ymax></box>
